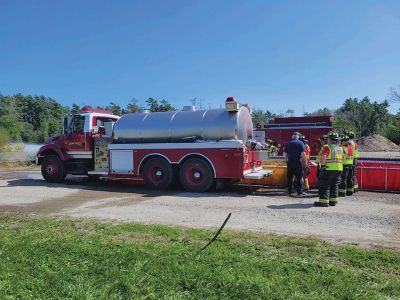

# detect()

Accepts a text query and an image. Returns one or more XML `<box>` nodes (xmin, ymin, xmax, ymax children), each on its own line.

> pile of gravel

<box><xmin>357</xmin><ymin>134</ymin><xmax>400</xmax><ymax>152</ymax></box>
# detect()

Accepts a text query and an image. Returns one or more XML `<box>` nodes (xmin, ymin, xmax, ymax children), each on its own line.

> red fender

<box><xmin>37</xmin><ymin>143</ymin><xmax>69</xmax><ymax>161</ymax></box>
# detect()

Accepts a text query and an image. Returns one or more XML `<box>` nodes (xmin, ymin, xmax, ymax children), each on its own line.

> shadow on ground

<box><xmin>2</xmin><ymin>176</ymin><xmax>175</xmax><ymax>198</ymax></box>
<box><xmin>267</xmin><ymin>203</ymin><xmax>315</xmax><ymax>209</ymax></box>
<box><xmin>2</xmin><ymin>173</ymin><xmax>319</xmax><ymax>200</ymax></box>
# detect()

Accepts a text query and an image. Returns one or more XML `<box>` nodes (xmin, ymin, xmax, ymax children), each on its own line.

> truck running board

<box><xmin>88</xmin><ymin>171</ymin><xmax>108</xmax><ymax>175</ymax></box>
<box><xmin>243</xmin><ymin>169</ymin><xmax>273</xmax><ymax>180</ymax></box>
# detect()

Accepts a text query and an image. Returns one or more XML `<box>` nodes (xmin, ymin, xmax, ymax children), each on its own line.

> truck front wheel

<box><xmin>179</xmin><ymin>158</ymin><xmax>214</xmax><ymax>192</ymax></box>
<box><xmin>41</xmin><ymin>155</ymin><xmax>66</xmax><ymax>183</ymax></box>
<box><xmin>142</xmin><ymin>157</ymin><xmax>173</xmax><ymax>190</ymax></box>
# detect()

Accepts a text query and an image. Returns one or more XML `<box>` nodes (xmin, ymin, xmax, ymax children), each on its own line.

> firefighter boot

<box><xmin>346</xmin><ymin>188</ymin><xmax>354</xmax><ymax>196</ymax></box>
<box><xmin>314</xmin><ymin>198</ymin><xmax>329</xmax><ymax>207</ymax></box>
<box><xmin>329</xmin><ymin>198</ymin><xmax>338</xmax><ymax>206</ymax></box>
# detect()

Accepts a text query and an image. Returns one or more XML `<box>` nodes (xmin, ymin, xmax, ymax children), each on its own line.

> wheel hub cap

<box><xmin>155</xmin><ymin>170</ymin><xmax>163</xmax><ymax>177</ymax></box>
<box><xmin>193</xmin><ymin>171</ymin><xmax>201</xmax><ymax>179</ymax></box>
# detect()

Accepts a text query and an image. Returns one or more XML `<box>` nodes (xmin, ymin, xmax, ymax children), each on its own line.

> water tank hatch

<box><xmin>182</xmin><ymin>106</ymin><xmax>196</xmax><ymax>112</ymax></box>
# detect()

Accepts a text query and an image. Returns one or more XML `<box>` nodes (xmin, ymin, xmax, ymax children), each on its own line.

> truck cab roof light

<box><xmin>81</xmin><ymin>106</ymin><xmax>114</xmax><ymax>115</ymax></box>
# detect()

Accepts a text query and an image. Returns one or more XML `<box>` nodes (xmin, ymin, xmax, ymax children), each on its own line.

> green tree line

<box><xmin>0</xmin><ymin>94</ymin><xmax>68</xmax><ymax>144</ymax></box>
<box><xmin>0</xmin><ymin>94</ymin><xmax>176</xmax><ymax>145</ymax></box>
<box><xmin>0</xmin><ymin>93</ymin><xmax>399</xmax><ymax>146</ymax></box>
<box><xmin>252</xmin><ymin>96</ymin><xmax>399</xmax><ymax>144</ymax></box>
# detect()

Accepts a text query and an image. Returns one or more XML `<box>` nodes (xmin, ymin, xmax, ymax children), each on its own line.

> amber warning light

<box><xmin>225</xmin><ymin>96</ymin><xmax>240</xmax><ymax>112</ymax></box>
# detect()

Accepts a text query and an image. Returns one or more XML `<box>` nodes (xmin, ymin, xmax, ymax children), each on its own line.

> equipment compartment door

<box><xmin>110</xmin><ymin>150</ymin><xmax>134</xmax><ymax>174</ymax></box>
<box><xmin>94</xmin><ymin>138</ymin><xmax>112</xmax><ymax>172</ymax></box>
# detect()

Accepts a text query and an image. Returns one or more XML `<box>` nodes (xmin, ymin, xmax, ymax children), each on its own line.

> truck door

<box><xmin>64</xmin><ymin>115</ymin><xmax>89</xmax><ymax>156</ymax></box>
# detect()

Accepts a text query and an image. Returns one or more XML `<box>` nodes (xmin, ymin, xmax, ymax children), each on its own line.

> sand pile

<box><xmin>357</xmin><ymin>134</ymin><xmax>400</xmax><ymax>152</ymax></box>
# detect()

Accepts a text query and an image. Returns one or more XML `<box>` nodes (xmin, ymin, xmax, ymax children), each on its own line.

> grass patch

<box><xmin>0</xmin><ymin>213</ymin><xmax>399</xmax><ymax>299</ymax></box>
<box><xmin>0</xmin><ymin>142</ymin><xmax>25</xmax><ymax>153</ymax></box>
<box><xmin>0</xmin><ymin>161</ymin><xmax>36</xmax><ymax>170</ymax></box>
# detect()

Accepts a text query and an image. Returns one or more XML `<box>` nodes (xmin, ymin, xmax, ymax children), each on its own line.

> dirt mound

<box><xmin>357</xmin><ymin>134</ymin><xmax>400</xmax><ymax>152</ymax></box>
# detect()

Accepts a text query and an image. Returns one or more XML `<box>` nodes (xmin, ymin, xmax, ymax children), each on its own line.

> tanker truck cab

<box><xmin>36</xmin><ymin>107</ymin><xmax>119</xmax><ymax>183</ymax></box>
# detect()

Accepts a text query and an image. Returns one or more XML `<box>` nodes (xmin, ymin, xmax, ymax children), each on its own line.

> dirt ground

<box><xmin>357</xmin><ymin>134</ymin><xmax>400</xmax><ymax>152</ymax></box>
<box><xmin>0</xmin><ymin>169</ymin><xmax>399</xmax><ymax>249</ymax></box>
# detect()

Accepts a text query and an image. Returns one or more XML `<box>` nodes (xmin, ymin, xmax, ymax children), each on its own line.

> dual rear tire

<box><xmin>142</xmin><ymin>158</ymin><xmax>174</xmax><ymax>190</ymax></box>
<box><xmin>142</xmin><ymin>157</ymin><xmax>214</xmax><ymax>193</ymax></box>
<box><xmin>179</xmin><ymin>158</ymin><xmax>214</xmax><ymax>193</ymax></box>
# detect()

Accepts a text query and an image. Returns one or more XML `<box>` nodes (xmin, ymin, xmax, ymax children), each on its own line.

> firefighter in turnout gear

<box><xmin>315</xmin><ymin>132</ymin><xmax>343</xmax><ymax>207</ymax></box>
<box><xmin>346</xmin><ymin>131</ymin><xmax>359</xmax><ymax>192</ymax></box>
<box><xmin>316</xmin><ymin>134</ymin><xmax>328</xmax><ymax>178</ymax></box>
<box><xmin>338</xmin><ymin>135</ymin><xmax>354</xmax><ymax>196</ymax></box>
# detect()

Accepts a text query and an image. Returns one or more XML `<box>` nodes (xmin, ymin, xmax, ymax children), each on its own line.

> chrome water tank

<box><xmin>113</xmin><ymin>107</ymin><xmax>253</xmax><ymax>143</ymax></box>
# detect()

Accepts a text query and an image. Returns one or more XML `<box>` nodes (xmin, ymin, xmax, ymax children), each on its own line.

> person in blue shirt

<box><xmin>284</xmin><ymin>132</ymin><xmax>307</xmax><ymax>196</ymax></box>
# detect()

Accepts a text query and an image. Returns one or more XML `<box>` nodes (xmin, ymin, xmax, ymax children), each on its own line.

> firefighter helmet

<box><xmin>344</xmin><ymin>130</ymin><xmax>355</xmax><ymax>138</ymax></box>
<box><xmin>327</xmin><ymin>131</ymin><xmax>340</xmax><ymax>140</ymax></box>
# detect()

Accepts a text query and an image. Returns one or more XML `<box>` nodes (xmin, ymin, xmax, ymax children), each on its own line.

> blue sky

<box><xmin>1</xmin><ymin>0</ymin><xmax>399</xmax><ymax>114</ymax></box>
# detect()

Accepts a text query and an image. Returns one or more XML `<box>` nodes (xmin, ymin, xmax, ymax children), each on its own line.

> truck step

<box><xmin>88</xmin><ymin>171</ymin><xmax>108</xmax><ymax>175</ymax></box>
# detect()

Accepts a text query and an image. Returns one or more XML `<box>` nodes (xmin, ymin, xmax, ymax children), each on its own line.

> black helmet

<box><xmin>344</xmin><ymin>130</ymin><xmax>355</xmax><ymax>139</ymax></box>
<box><xmin>340</xmin><ymin>134</ymin><xmax>350</xmax><ymax>141</ymax></box>
<box><xmin>327</xmin><ymin>131</ymin><xmax>340</xmax><ymax>140</ymax></box>
<box><xmin>299</xmin><ymin>134</ymin><xmax>308</xmax><ymax>143</ymax></box>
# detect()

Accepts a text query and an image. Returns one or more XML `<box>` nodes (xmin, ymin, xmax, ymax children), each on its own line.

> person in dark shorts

<box><xmin>284</xmin><ymin>132</ymin><xmax>306</xmax><ymax>196</ymax></box>
<box><xmin>300</xmin><ymin>134</ymin><xmax>311</xmax><ymax>190</ymax></box>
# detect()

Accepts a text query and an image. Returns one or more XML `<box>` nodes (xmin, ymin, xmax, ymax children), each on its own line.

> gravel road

<box><xmin>0</xmin><ymin>169</ymin><xmax>399</xmax><ymax>248</ymax></box>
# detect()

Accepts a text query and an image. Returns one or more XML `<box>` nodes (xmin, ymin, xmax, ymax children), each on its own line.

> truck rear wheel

<box><xmin>41</xmin><ymin>155</ymin><xmax>66</xmax><ymax>183</ymax></box>
<box><xmin>179</xmin><ymin>158</ymin><xmax>214</xmax><ymax>192</ymax></box>
<box><xmin>142</xmin><ymin>157</ymin><xmax>173</xmax><ymax>190</ymax></box>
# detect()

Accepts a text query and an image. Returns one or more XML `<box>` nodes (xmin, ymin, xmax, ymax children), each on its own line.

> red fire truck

<box><xmin>254</xmin><ymin>115</ymin><xmax>333</xmax><ymax>156</ymax></box>
<box><xmin>36</xmin><ymin>98</ymin><xmax>270</xmax><ymax>192</ymax></box>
